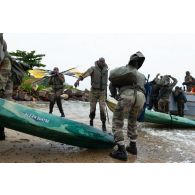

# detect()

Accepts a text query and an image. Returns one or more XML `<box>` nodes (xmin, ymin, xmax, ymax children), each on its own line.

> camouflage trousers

<box><xmin>187</xmin><ymin>85</ymin><xmax>192</xmax><ymax>92</ymax></box>
<box><xmin>0</xmin><ymin>57</ymin><xmax>12</xmax><ymax>136</ymax></box>
<box><xmin>158</xmin><ymin>98</ymin><xmax>169</xmax><ymax>113</ymax></box>
<box><xmin>49</xmin><ymin>89</ymin><xmax>64</xmax><ymax>115</ymax></box>
<box><xmin>0</xmin><ymin>57</ymin><xmax>13</xmax><ymax>99</ymax></box>
<box><xmin>89</xmin><ymin>89</ymin><xmax>106</xmax><ymax>122</ymax></box>
<box><xmin>112</xmin><ymin>90</ymin><xmax>145</xmax><ymax>145</ymax></box>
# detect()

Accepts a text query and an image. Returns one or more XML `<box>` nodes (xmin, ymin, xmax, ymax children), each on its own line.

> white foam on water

<box><xmin>175</xmin><ymin>148</ymin><xmax>182</xmax><ymax>152</ymax></box>
<box><xmin>141</xmin><ymin>128</ymin><xmax>195</xmax><ymax>147</ymax></box>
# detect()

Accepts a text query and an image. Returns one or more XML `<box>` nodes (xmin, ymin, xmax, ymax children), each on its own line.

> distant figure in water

<box><xmin>173</xmin><ymin>86</ymin><xmax>187</xmax><ymax>117</ymax></box>
<box><xmin>48</xmin><ymin>67</ymin><xmax>65</xmax><ymax>117</ymax></box>
<box><xmin>74</xmin><ymin>58</ymin><xmax>108</xmax><ymax>132</ymax></box>
<box><xmin>183</xmin><ymin>71</ymin><xmax>195</xmax><ymax>92</ymax></box>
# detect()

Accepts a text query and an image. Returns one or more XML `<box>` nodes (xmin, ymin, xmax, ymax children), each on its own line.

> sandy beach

<box><xmin>1</xmin><ymin>101</ymin><xmax>195</xmax><ymax>163</ymax></box>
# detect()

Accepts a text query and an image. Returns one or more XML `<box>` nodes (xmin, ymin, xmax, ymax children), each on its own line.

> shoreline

<box><xmin>1</xmin><ymin>101</ymin><xmax>195</xmax><ymax>163</ymax></box>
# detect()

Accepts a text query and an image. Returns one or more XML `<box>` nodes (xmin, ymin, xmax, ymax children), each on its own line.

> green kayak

<box><xmin>0</xmin><ymin>98</ymin><xmax>114</xmax><ymax>149</ymax></box>
<box><xmin>106</xmin><ymin>99</ymin><xmax>195</xmax><ymax>128</ymax></box>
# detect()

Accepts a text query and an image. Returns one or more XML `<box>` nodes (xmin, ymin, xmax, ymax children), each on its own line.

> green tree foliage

<box><xmin>9</xmin><ymin>50</ymin><xmax>46</xmax><ymax>69</ymax></box>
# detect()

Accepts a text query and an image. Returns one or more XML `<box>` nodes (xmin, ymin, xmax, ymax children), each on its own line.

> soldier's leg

<box><xmin>56</xmin><ymin>90</ymin><xmax>65</xmax><ymax>117</ymax></box>
<box><xmin>0</xmin><ymin>57</ymin><xmax>12</xmax><ymax>140</ymax></box>
<box><xmin>49</xmin><ymin>93</ymin><xmax>56</xmax><ymax>114</ymax></box>
<box><xmin>153</xmin><ymin>98</ymin><xmax>159</xmax><ymax>111</ymax></box>
<box><xmin>158</xmin><ymin>99</ymin><xmax>164</xmax><ymax>113</ymax></box>
<box><xmin>99</xmin><ymin>91</ymin><xmax>107</xmax><ymax>131</ymax></box>
<box><xmin>187</xmin><ymin>86</ymin><xmax>192</xmax><ymax>92</ymax></box>
<box><xmin>177</xmin><ymin>101</ymin><xmax>181</xmax><ymax>116</ymax></box>
<box><xmin>127</xmin><ymin>108</ymin><xmax>139</xmax><ymax>141</ymax></box>
<box><xmin>0</xmin><ymin>58</ymin><xmax>11</xmax><ymax>92</ymax></box>
<box><xmin>0</xmin><ymin>89</ymin><xmax>5</xmax><ymax>98</ymax></box>
<box><xmin>181</xmin><ymin>102</ymin><xmax>185</xmax><ymax>117</ymax></box>
<box><xmin>112</xmin><ymin>98</ymin><xmax>127</xmax><ymax>145</ymax></box>
<box><xmin>181</xmin><ymin>101</ymin><xmax>185</xmax><ymax>117</ymax></box>
<box><xmin>89</xmin><ymin>91</ymin><xmax>98</xmax><ymax>126</ymax></box>
<box><xmin>56</xmin><ymin>97</ymin><xmax>65</xmax><ymax>117</ymax></box>
<box><xmin>4</xmin><ymin>79</ymin><xmax>13</xmax><ymax>100</ymax></box>
<box><xmin>126</xmin><ymin>107</ymin><xmax>139</xmax><ymax>155</ymax></box>
<box><xmin>148</xmin><ymin>96</ymin><xmax>154</xmax><ymax>110</ymax></box>
<box><xmin>161</xmin><ymin>101</ymin><xmax>166</xmax><ymax>113</ymax></box>
<box><xmin>0</xmin><ymin>126</ymin><xmax>5</xmax><ymax>141</ymax></box>
<box><xmin>165</xmin><ymin>100</ymin><xmax>169</xmax><ymax>113</ymax></box>
<box><xmin>159</xmin><ymin>99</ymin><xmax>167</xmax><ymax>113</ymax></box>
<box><xmin>126</xmin><ymin>92</ymin><xmax>145</xmax><ymax>155</ymax></box>
<box><xmin>178</xmin><ymin>100</ymin><xmax>184</xmax><ymax>117</ymax></box>
<box><xmin>0</xmin><ymin>90</ymin><xmax>5</xmax><ymax>140</ymax></box>
<box><xmin>110</xmin><ymin>97</ymin><xmax>128</xmax><ymax>161</ymax></box>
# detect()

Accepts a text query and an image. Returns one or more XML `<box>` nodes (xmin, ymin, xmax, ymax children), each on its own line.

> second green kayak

<box><xmin>106</xmin><ymin>98</ymin><xmax>195</xmax><ymax>128</ymax></box>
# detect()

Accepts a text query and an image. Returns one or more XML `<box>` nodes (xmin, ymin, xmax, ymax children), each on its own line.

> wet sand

<box><xmin>1</xmin><ymin>101</ymin><xmax>195</xmax><ymax>163</ymax></box>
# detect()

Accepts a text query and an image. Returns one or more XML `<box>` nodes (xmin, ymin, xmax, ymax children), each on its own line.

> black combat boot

<box><xmin>61</xmin><ymin>112</ymin><xmax>65</xmax><ymax>117</ymax></box>
<box><xmin>0</xmin><ymin>127</ymin><xmax>5</xmax><ymax>141</ymax></box>
<box><xmin>126</xmin><ymin>141</ymin><xmax>137</xmax><ymax>155</ymax></box>
<box><xmin>110</xmin><ymin>145</ymin><xmax>128</xmax><ymax>161</ymax></box>
<box><xmin>90</xmin><ymin>119</ymin><xmax>93</xmax><ymax>126</ymax></box>
<box><xmin>102</xmin><ymin>121</ymin><xmax>107</xmax><ymax>132</ymax></box>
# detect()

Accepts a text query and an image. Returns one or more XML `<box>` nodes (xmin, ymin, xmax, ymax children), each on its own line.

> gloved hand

<box><xmin>110</xmin><ymin>94</ymin><xmax>120</xmax><ymax>100</ymax></box>
<box><xmin>115</xmin><ymin>94</ymin><xmax>120</xmax><ymax>100</ymax></box>
<box><xmin>74</xmin><ymin>80</ymin><xmax>80</xmax><ymax>88</ymax></box>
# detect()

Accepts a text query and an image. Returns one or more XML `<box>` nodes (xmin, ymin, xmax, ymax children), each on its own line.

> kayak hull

<box><xmin>0</xmin><ymin>98</ymin><xmax>115</xmax><ymax>149</ymax></box>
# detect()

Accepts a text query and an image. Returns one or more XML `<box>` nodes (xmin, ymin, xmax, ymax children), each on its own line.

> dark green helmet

<box><xmin>128</xmin><ymin>51</ymin><xmax>145</xmax><ymax>69</ymax></box>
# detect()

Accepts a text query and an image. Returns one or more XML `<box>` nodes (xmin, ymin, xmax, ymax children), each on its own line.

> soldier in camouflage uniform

<box><xmin>148</xmin><ymin>73</ymin><xmax>162</xmax><ymax>111</ymax></box>
<box><xmin>0</xmin><ymin>33</ymin><xmax>13</xmax><ymax>140</ymax></box>
<box><xmin>109</xmin><ymin>51</ymin><xmax>146</xmax><ymax>161</ymax></box>
<box><xmin>48</xmin><ymin>67</ymin><xmax>65</xmax><ymax>117</ymax></box>
<box><xmin>158</xmin><ymin>75</ymin><xmax>177</xmax><ymax>113</ymax></box>
<box><xmin>74</xmin><ymin>58</ymin><xmax>108</xmax><ymax>131</ymax></box>
<box><xmin>173</xmin><ymin>86</ymin><xmax>187</xmax><ymax>117</ymax></box>
<box><xmin>184</xmin><ymin>71</ymin><xmax>195</xmax><ymax>92</ymax></box>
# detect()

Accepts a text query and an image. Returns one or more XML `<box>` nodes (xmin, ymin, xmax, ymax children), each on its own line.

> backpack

<box><xmin>109</xmin><ymin>65</ymin><xmax>137</xmax><ymax>87</ymax></box>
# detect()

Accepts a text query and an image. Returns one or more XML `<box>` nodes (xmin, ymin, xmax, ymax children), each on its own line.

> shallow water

<box><xmin>1</xmin><ymin>100</ymin><xmax>195</xmax><ymax>163</ymax></box>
